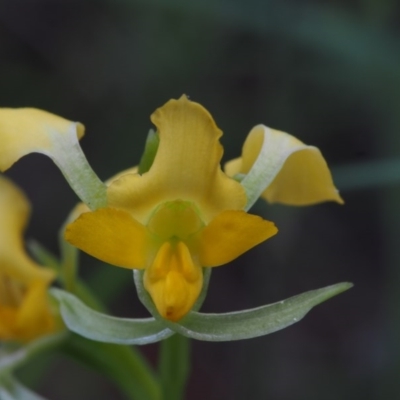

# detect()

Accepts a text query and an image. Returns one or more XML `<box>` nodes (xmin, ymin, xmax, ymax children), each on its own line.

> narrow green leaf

<box><xmin>72</xmin><ymin>281</ymin><xmax>107</xmax><ymax>313</ymax></box>
<box><xmin>51</xmin><ymin>288</ymin><xmax>173</xmax><ymax>345</ymax></box>
<box><xmin>134</xmin><ymin>272</ymin><xmax>351</xmax><ymax>341</ymax></box>
<box><xmin>170</xmin><ymin>282</ymin><xmax>353</xmax><ymax>341</ymax></box>
<box><xmin>155</xmin><ymin>282</ymin><xmax>353</xmax><ymax>342</ymax></box>
<box><xmin>0</xmin><ymin>375</ymin><xmax>47</xmax><ymax>400</ymax></box>
<box><xmin>61</xmin><ymin>334</ymin><xmax>161</xmax><ymax>400</ymax></box>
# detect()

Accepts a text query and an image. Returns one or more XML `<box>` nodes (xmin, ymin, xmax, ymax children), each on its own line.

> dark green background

<box><xmin>2</xmin><ymin>0</ymin><xmax>399</xmax><ymax>398</ymax></box>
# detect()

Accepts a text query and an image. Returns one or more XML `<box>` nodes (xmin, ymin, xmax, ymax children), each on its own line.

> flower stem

<box><xmin>59</xmin><ymin>229</ymin><xmax>79</xmax><ymax>294</ymax></box>
<box><xmin>62</xmin><ymin>334</ymin><xmax>161</xmax><ymax>400</ymax></box>
<box><xmin>159</xmin><ymin>335</ymin><xmax>190</xmax><ymax>400</ymax></box>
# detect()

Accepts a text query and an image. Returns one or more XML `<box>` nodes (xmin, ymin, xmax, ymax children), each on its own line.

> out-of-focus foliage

<box><xmin>1</xmin><ymin>0</ymin><xmax>399</xmax><ymax>398</ymax></box>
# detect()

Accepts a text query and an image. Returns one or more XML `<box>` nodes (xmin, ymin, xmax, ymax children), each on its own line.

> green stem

<box><xmin>59</xmin><ymin>228</ymin><xmax>79</xmax><ymax>294</ymax></box>
<box><xmin>159</xmin><ymin>335</ymin><xmax>190</xmax><ymax>400</ymax></box>
<box><xmin>62</xmin><ymin>334</ymin><xmax>161</xmax><ymax>400</ymax></box>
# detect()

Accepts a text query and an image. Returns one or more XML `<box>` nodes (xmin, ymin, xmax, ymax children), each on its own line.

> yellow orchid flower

<box><xmin>0</xmin><ymin>175</ymin><xmax>59</xmax><ymax>342</ymax></box>
<box><xmin>65</xmin><ymin>97</ymin><xmax>278</xmax><ymax>321</ymax></box>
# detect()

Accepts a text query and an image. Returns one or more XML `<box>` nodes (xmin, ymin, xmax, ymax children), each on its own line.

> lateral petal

<box><xmin>199</xmin><ymin>210</ymin><xmax>278</xmax><ymax>267</ymax></box>
<box><xmin>65</xmin><ymin>207</ymin><xmax>149</xmax><ymax>269</ymax></box>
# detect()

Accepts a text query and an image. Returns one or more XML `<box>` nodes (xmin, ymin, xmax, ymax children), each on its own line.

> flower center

<box><xmin>147</xmin><ymin>200</ymin><xmax>204</xmax><ymax>242</ymax></box>
<box><xmin>144</xmin><ymin>200</ymin><xmax>205</xmax><ymax>321</ymax></box>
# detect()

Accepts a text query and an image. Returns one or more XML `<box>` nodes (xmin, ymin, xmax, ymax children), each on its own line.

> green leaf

<box><xmin>51</xmin><ymin>288</ymin><xmax>173</xmax><ymax>345</ymax></box>
<box><xmin>134</xmin><ymin>274</ymin><xmax>351</xmax><ymax>342</ymax></box>
<box><xmin>61</xmin><ymin>334</ymin><xmax>161</xmax><ymax>400</ymax></box>
<box><xmin>170</xmin><ymin>282</ymin><xmax>353</xmax><ymax>341</ymax></box>
<box><xmin>0</xmin><ymin>375</ymin><xmax>47</xmax><ymax>400</ymax></box>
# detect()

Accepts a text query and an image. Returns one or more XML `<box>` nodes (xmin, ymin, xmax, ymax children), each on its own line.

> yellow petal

<box><xmin>144</xmin><ymin>241</ymin><xmax>203</xmax><ymax>321</ymax></box>
<box><xmin>65</xmin><ymin>207</ymin><xmax>149</xmax><ymax>269</ymax></box>
<box><xmin>199</xmin><ymin>210</ymin><xmax>278</xmax><ymax>267</ymax></box>
<box><xmin>0</xmin><ymin>108</ymin><xmax>84</xmax><ymax>171</ymax></box>
<box><xmin>108</xmin><ymin>96</ymin><xmax>246</xmax><ymax>224</ymax></box>
<box><xmin>0</xmin><ymin>175</ymin><xmax>54</xmax><ymax>283</ymax></box>
<box><xmin>225</xmin><ymin>125</ymin><xmax>344</xmax><ymax>206</ymax></box>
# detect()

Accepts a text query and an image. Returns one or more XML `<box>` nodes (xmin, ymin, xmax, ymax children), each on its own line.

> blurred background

<box><xmin>1</xmin><ymin>0</ymin><xmax>400</xmax><ymax>398</ymax></box>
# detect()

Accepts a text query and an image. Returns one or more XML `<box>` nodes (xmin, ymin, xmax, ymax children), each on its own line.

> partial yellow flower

<box><xmin>66</xmin><ymin>96</ymin><xmax>278</xmax><ymax>321</ymax></box>
<box><xmin>0</xmin><ymin>175</ymin><xmax>59</xmax><ymax>342</ymax></box>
